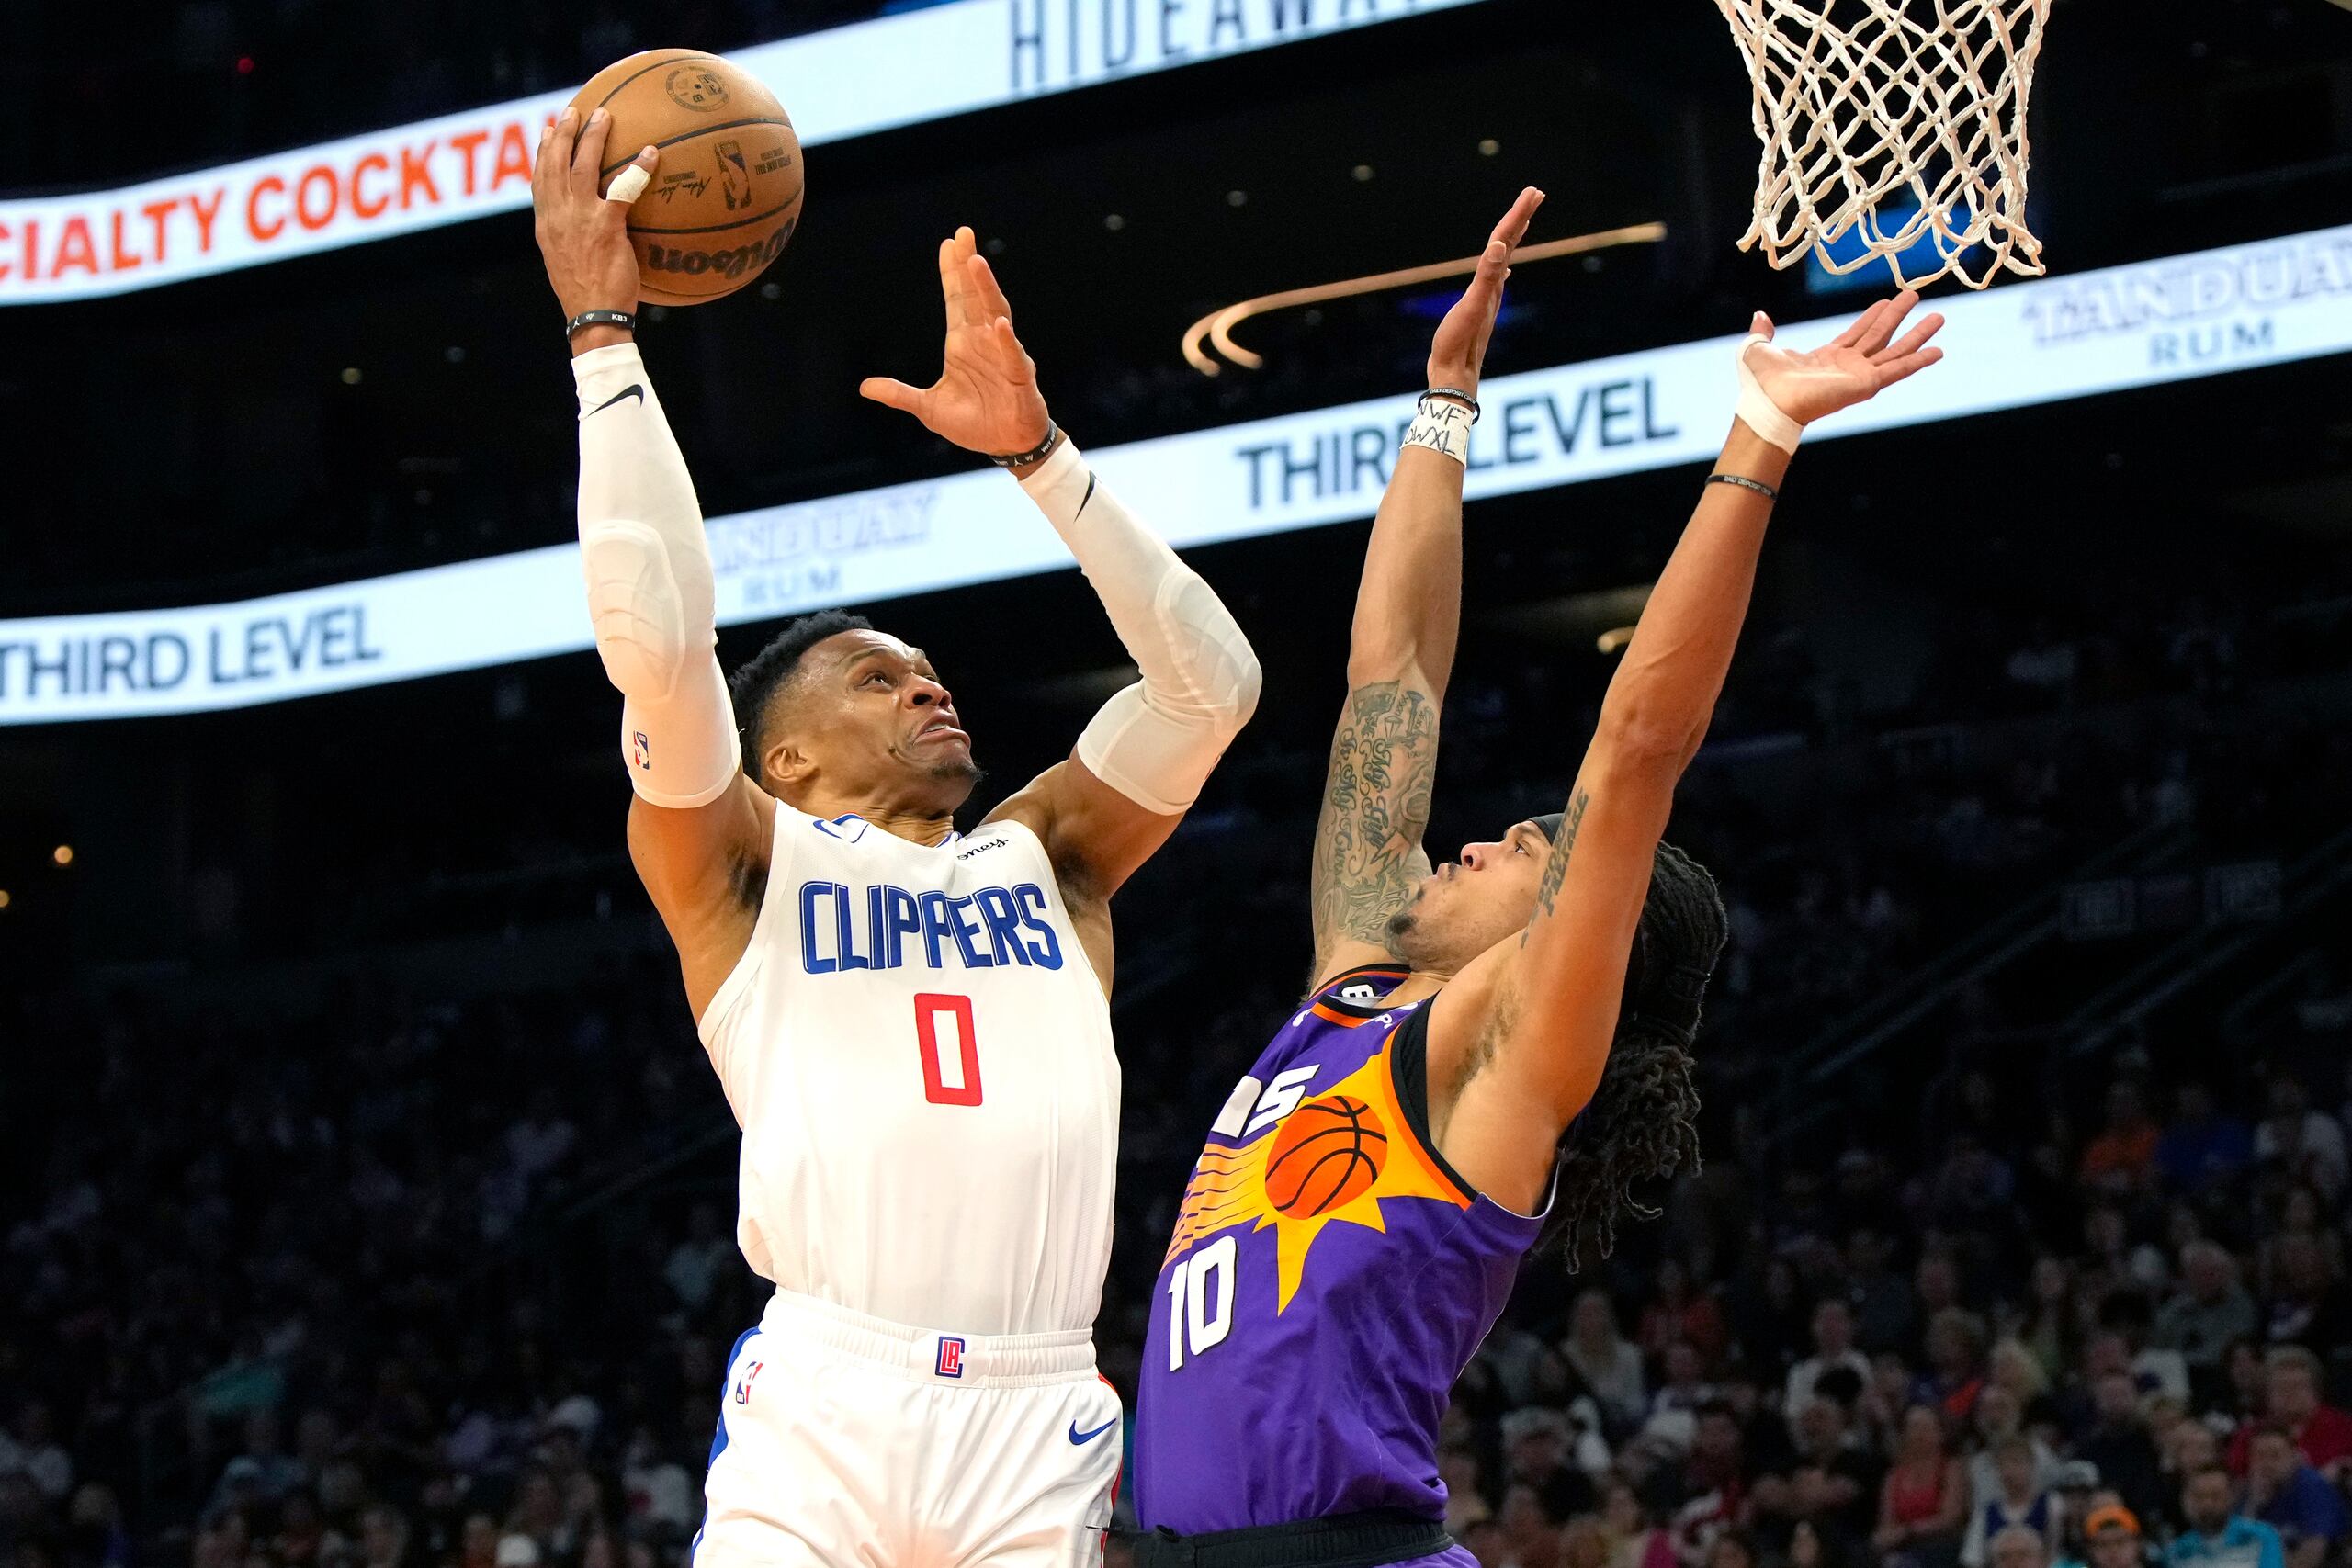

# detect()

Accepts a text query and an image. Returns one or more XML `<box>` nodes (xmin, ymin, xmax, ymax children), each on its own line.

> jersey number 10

<box><xmin>913</xmin><ymin>993</ymin><xmax>983</xmax><ymax>1106</ymax></box>
<box><xmin>1162</xmin><ymin>1235</ymin><xmax>1236</xmax><ymax>1371</ymax></box>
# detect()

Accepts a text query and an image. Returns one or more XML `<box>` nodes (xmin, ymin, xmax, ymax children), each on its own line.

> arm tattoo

<box><xmin>1311</xmin><ymin>680</ymin><xmax>1440</xmax><ymax>954</ymax></box>
<box><xmin>1522</xmin><ymin>788</ymin><xmax>1589</xmax><ymax>944</ymax></box>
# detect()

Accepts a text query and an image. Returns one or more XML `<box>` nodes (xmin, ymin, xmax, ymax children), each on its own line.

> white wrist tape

<box><xmin>1734</xmin><ymin>333</ymin><xmax>1805</xmax><ymax>453</ymax></box>
<box><xmin>605</xmin><ymin>164</ymin><xmax>651</xmax><ymax>204</ymax></box>
<box><xmin>1402</xmin><ymin>404</ymin><xmax>1472</xmax><ymax>466</ymax></box>
<box><xmin>573</xmin><ymin>344</ymin><xmax>741</xmax><ymax>808</ymax></box>
<box><xmin>1018</xmin><ymin>440</ymin><xmax>1262</xmax><ymax>815</ymax></box>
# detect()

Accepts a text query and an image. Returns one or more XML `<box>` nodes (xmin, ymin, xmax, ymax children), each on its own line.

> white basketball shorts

<box><xmin>692</xmin><ymin>1289</ymin><xmax>1123</xmax><ymax>1568</ymax></box>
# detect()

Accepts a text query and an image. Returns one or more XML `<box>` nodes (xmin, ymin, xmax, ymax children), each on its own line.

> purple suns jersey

<box><xmin>1135</xmin><ymin>966</ymin><xmax>1547</xmax><ymax>1533</ymax></box>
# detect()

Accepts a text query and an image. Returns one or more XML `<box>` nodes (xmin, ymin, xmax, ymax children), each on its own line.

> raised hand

<box><xmin>1428</xmin><ymin>186</ymin><xmax>1544</xmax><ymax>394</ymax></box>
<box><xmin>1743</xmin><ymin>289</ymin><xmax>1946</xmax><ymax>426</ymax></box>
<box><xmin>531</xmin><ymin>106</ymin><xmax>659</xmax><ymax>321</ymax></box>
<box><xmin>859</xmin><ymin>228</ymin><xmax>1054</xmax><ymax>457</ymax></box>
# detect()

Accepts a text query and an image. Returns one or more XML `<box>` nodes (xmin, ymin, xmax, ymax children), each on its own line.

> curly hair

<box><xmin>1538</xmin><ymin>840</ymin><xmax>1724</xmax><ymax>1269</ymax></box>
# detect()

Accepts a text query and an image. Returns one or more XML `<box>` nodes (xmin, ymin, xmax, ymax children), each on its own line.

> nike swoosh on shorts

<box><xmin>1068</xmin><ymin>1417</ymin><xmax>1118</xmax><ymax>1445</ymax></box>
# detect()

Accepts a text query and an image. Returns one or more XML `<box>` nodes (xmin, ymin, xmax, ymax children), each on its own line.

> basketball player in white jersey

<box><xmin>532</xmin><ymin>113</ymin><xmax>1261</xmax><ymax>1565</ymax></box>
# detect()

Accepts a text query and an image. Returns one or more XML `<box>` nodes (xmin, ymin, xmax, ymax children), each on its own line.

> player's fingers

<box><xmin>988</xmin><ymin>316</ymin><xmax>1033</xmax><ymax>378</ymax></box>
<box><xmin>1858</xmin><ymin>289</ymin><xmax>1918</xmax><ymax>355</ymax></box>
<box><xmin>571</xmin><ymin>107</ymin><xmax>616</xmax><ymax>200</ymax></box>
<box><xmin>1490</xmin><ymin>186</ymin><xmax>1545</xmax><ymax>254</ymax></box>
<box><xmin>603</xmin><ymin>147</ymin><xmax>657</xmax><ymax>222</ymax></box>
<box><xmin>938</xmin><ymin>237</ymin><xmax>968</xmax><ymax>332</ymax></box>
<box><xmin>967</xmin><ymin>253</ymin><xmax>1014</xmax><ymax>327</ymax></box>
<box><xmin>1878</xmin><ymin>311</ymin><xmax>1945</xmax><ymax>363</ymax></box>
<box><xmin>544</xmin><ymin>107</ymin><xmax>581</xmax><ymax>203</ymax></box>
<box><xmin>1750</xmin><ymin>310</ymin><xmax>1774</xmax><ymax>341</ymax></box>
<box><xmin>1873</xmin><ymin>344</ymin><xmax>1945</xmax><ymax>388</ymax></box>
<box><xmin>1460</xmin><ymin>244</ymin><xmax>1509</xmax><ymax>312</ymax></box>
<box><xmin>1828</xmin><ymin>298</ymin><xmax>1883</xmax><ymax>350</ymax></box>
<box><xmin>858</xmin><ymin>377</ymin><xmax>928</xmax><ymax>413</ymax></box>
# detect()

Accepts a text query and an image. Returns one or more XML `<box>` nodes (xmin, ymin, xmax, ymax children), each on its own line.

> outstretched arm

<box><xmin>1430</xmin><ymin>292</ymin><xmax>1947</xmax><ymax>1211</ymax></box>
<box><xmin>863</xmin><ymin>229</ymin><xmax>1261</xmax><ymax>905</ymax></box>
<box><xmin>1308</xmin><ymin>188</ymin><xmax>1544</xmax><ymax>988</ymax></box>
<box><xmin>534</xmin><ymin>107</ymin><xmax>774</xmax><ymax>1022</ymax></box>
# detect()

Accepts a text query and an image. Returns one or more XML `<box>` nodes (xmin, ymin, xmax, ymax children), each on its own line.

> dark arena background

<box><xmin>6</xmin><ymin>2</ymin><xmax>2352</xmax><ymax>1566</ymax></box>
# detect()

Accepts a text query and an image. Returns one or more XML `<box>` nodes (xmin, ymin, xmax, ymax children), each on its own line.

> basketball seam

<box><xmin>599</xmin><ymin>118</ymin><xmax>798</xmax><ymax>177</ymax></box>
<box><xmin>592</xmin><ymin>53</ymin><xmax>728</xmax><ymax>111</ymax></box>
<box><xmin>1270</xmin><ymin>1124</ymin><xmax>1389</xmax><ymax>1163</ymax></box>
<box><xmin>1267</xmin><ymin>1097</ymin><xmax>1387</xmax><ymax>1216</ymax></box>
<box><xmin>1268</xmin><ymin>1130</ymin><xmax>1387</xmax><ymax>1206</ymax></box>
<box><xmin>627</xmin><ymin>197</ymin><xmax>802</xmax><ymax>236</ymax></box>
<box><xmin>1277</xmin><ymin>1145</ymin><xmax>1377</xmax><ymax>1216</ymax></box>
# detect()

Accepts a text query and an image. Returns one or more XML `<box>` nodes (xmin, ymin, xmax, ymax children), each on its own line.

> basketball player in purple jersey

<box><xmin>1132</xmin><ymin>187</ymin><xmax>1949</xmax><ymax>1568</ymax></box>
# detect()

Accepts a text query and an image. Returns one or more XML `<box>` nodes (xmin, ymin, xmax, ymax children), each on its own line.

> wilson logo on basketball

<box><xmin>642</xmin><ymin>219</ymin><xmax>796</xmax><ymax>281</ymax></box>
<box><xmin>1264</xmin><ymin>1094</ymin><xmax>1387</xmax><ymax>1218</ymax></box>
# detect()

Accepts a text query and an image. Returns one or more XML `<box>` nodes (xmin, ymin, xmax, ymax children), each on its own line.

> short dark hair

<box><xmin>1543</xmin><ymin>840</ymin><xmax>1724</xmax><ymax>1266</ymax></box>
<box><xmin>728</xmin><ymin>610</ymin><xmax>873</xmax><ymax>777</ymax></box>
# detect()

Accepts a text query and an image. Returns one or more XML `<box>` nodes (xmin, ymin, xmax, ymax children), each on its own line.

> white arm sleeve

<box><xmin>573</xmin><ymin>343</ymin><xmax>742</xmax><ymax>809</ymax></box>
<box><xmin>1017</xmin><ymin>439</ymin><xmax>1261</xmax><ymax>815</ymax></box>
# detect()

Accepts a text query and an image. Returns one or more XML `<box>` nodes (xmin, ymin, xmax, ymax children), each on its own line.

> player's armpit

<box><xmin>983</xmin><ymin>752</ymin><xmax>1183</xmax><ymax>907</ymax></box>
<box><xmin>1306</xmin><ymin>674</ymin><xmax>1441</xmax><ymax>989</ymax></box>
<box><xmin>627</xmin><ymin>773</ymin><xmax>778</xmax><ymax>1023</ymax></box>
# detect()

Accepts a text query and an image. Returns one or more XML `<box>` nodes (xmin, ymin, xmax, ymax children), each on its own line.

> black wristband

<box><xmin>1706</xmin><ymin>471</ymin><xmax>1780</xmax><ymax>502</ymax></box>
<box><xmin>1422</xmin><ymin>386</ymin><xmax>1481</xmax><ymax>423</ymax></box>
<box><xmin>566</xmin><ymin>309</ymin><xmax>637</xmax><ymax>341</ymax></box>
<box><xmin>989</xmin><ymin>421</ymin><xmax>1062</xmax><ymax>469</ymax></box>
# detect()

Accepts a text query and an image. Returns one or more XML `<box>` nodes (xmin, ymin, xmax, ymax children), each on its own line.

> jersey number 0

<box><xmin>913</xmin><ymin>993</ymin><xmax>983</xmax><ymax>1106</ymax></box>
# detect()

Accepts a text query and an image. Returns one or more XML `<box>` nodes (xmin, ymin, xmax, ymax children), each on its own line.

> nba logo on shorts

<box><xmin>731</xmin><ymin>1360</ymin><xmax>763</xmax><ymax>1404</ymax></box>
<box><xmin>934</xmin><ymin>1337</ymin><xmax>966</xmax><ymax>1379</ymax></box>
<box><xmin>631</xmin><ymin>731</ymin><xmax>651</xmax><ymax>770</ymax></box>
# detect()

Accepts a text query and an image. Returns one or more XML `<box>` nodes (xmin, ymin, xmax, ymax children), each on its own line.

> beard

<box><xmin>1383</xmin><ymin>907</ymin><xmax>1435</xmax><ymax>965</ymax></box>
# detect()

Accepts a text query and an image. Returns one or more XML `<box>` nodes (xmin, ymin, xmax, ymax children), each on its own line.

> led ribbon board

<box><xmin>4</xmin><ymin>221</ymin><xmax>2348</xmax><ymax>722</ymax></box>
<box><xmin>0</xmin><ymin>0</ymin><xmax>1491</xmax><ymax>304</ymax></box>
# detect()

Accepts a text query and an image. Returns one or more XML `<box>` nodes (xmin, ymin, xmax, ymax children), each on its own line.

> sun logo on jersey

<box><xmin>1164</xmin><ymin>1043</ymin><xmax>1467</xmax><ymax>1312</ymax></box>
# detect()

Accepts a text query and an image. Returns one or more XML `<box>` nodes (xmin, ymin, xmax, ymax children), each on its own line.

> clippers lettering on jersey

<box><xmin>798</xmin><ymin>880</ymin><xmax>1063</xmax><ymax>973</ymax></box>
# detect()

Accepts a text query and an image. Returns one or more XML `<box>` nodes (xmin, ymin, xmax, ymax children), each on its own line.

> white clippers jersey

<box><xmin>695</xmin><ymin>799</ymin><xmax>1121</xmax><ymax>1337</ymax></box>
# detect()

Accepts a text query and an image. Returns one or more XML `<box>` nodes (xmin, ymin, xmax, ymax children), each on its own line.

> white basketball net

<box><xmin>1716</xmin><ymin>0</ymin><xmax>2053</xmax><ymax>289</ymax></box>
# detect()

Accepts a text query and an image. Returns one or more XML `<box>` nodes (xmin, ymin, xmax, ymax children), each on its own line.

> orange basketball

<box><xmin>1265</xmin><ymin>1095</ymin><xmax>1388</xmax><ymax>1218</ymax></box>
<box><xmin>570</xmin><ymin>50</ymin><xmax>804</xmax><ymax>307</ymax></box>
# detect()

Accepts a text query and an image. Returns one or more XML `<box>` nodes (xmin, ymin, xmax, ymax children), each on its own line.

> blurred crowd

<box><xmin>4</xmin><ymin>539</ymin><xmax>2348</xmax><ymax>1568</ymax></box>
<box><xmin>1398</xmin><ymin>1037</ymin><xmax>2352</xmax><ymax>1568</ymax></box>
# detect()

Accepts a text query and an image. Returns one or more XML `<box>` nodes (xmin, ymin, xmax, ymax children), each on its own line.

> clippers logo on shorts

<box><xmin>730</xmin><ymin>1360</ymin><xmax>763</xmax><ymax>1404</ymax></box>
<box><xmin>631</xmin><ymin>731</ymin><xmax>651</xmax><ymax>770</ymax></box>
<box><xmin>797</xmin><ymin>879</ymin><xmax>1065</xmax><ymax>974</ymax></box>
<box><xmin>935</xmin><ymin>1337</ymin><xmax>966</xmax><ymax>1379</ymax></box>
